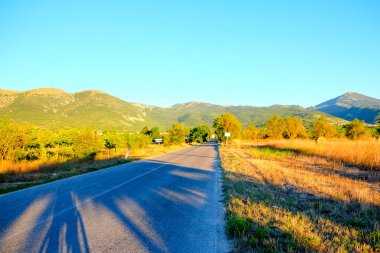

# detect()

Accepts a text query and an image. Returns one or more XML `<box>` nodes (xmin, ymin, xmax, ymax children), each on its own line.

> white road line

<box><xmin>1</xmin><ymin>145</ymin><xmax>203</xmax><ymax>241</ymax></box>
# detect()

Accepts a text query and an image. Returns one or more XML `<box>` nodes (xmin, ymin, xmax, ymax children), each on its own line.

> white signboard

<box><xmin>224</xmin><ymin>132</ymin><xmax>231</xmax><ymax>137</ymax></box>
<box><xmin>154</xmin><ymin>138</ymin><xmax>163</xmax><ymax>143</ymax></box>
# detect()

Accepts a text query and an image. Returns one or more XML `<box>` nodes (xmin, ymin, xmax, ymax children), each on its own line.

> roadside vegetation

<box><xmin>0</xmin><ymin>121</ymin><xmax>213</xmax><ymax>194</ymax></box>
<box><xmin>213</xmin><ymin>113</ymin><xmax>380</xmax><ymax>252</ymax></box>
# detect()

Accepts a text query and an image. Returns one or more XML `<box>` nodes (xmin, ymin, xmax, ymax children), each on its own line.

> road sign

<box><xmin>224</xmin><ymin>132</ymin><xmax>231</xmax><ymax>137</ymax></box>
<box><xmin>154</xmin><ymin>138</ymin><xmax>163</xmax><ymax>143</ymax></box>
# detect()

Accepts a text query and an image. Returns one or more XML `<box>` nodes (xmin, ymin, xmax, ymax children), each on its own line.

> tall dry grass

<box><xmin>220</xmin><ymin>141</ymin><xmax>380</xmax><ymax>252</ymax></box>
<box><xmin>0</xmin><ymin>144</ymin><xmax>188</xmax><ymax>194</ymax></box>
<box><xmin>267</xmin><ymin>139</ymin><xmax>380</xmax><ymax>170</ymax></box>
<box><xmin>0</xmin><ymin>144</ymin><xmax>188</xmax><ymax>176</ymax></box>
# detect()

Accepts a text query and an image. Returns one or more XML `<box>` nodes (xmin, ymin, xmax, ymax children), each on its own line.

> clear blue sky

<box><xmin>1</xmin><ymin>0</ymin><xmax>379</xmax><ymax>107</ymax></box>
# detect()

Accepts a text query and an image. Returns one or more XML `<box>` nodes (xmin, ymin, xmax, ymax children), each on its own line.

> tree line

<box><xmin>0</xmin><ymin>123</ymin><xmax>157</xmax><ymax>168</ymax></box>
<box><xmin>0</xmin><ymin>121</ymin><xmax>212</xmax><ymax>168</ymax></box>
<box><xmin>213</xmin><ymin>112</ymin><xmax>380</xmax><ymax>141</ymax></box>
<box><xmin>1</xmin><ymin>114</ymin><xmax>379</xmax><ymax>168</ymax></box>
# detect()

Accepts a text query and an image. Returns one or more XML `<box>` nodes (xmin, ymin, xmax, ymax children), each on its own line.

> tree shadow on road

<box><xmin>0</xmin><ymin>145</ymin><xmax>227</xmax><ymax>252</ymax></box>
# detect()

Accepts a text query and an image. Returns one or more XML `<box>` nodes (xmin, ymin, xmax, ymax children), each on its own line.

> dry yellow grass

<box><xmin>0</xmin><ymin>144</ymin><xmax>188</xmax><ymax>194</ymax></box>
<box><xmin>220</xmin><ymin>141</ymin><xmax>380</xmax><ymax>252</ymax></box>
<box><xmin>268</xmin><ymin>139</ymin><xmax>380</xmax><ymax>170</ymax></box>
<box><xmin>0</xmin><ymin>144</ymin><xmax>188</xmax><ymax>175</ymax></box>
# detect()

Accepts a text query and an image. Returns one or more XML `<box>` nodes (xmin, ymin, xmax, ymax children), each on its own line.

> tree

<box><xmin>103</xmin><ymin>131</ymin><xmax>123</xmax><ymax>155</ymax></box>
<box><xmin>72</xmin><ymin>128</ymin><xmax>103</xmax><ymax>160</ymax></box>
<box><xmin>141</xmin><ymin>127</ymin><xmax>151</xmax><ymax>135</ymax></box>
<box><xmin>242</xmin><ymin>123</ymin><xmax>260</xmax><ymax>140</ymax></box>
<box><xmin>345</xmin><ymin>118</ymin><xmax>369</xmax><ymax>140</ymax></box>
<box><xmin>150</xmin><ymin>127</ymin><xmax>161</xmax><ymax>140</ymax></box>
<box><xmin>28</xmin><ymin>128</ymin><xmax>55</xmax><ymax>160</ymax></box>
<box><xmin>167</xmin><ymin>123</ymin><xmax>189</xmax><ymax>144</ymax></box>
<box><xmin>213</xmin><ymin>113</ymin><xmax>242</xmax><ymax>141</ymax></box>
<box><xmin>140</xmin><ymin>126</ymin><xmax>160</xmax><ymax>142</ymax></box>
<box><xmin>264</xmin><ymin>115</ymin><xmax>284</xmax><ymax>139</ymax></box>
<box><xmin>312</xmin><ymin>116</ymin><xmax>336</xmax><ymax>138</ymax></box>
<box><xmin>189</xmin><ymin>125</ymin><xmax>211</xmax><ymax>143</ymax></box>
<box><xmin>376</xmin><ymin>116</ymin><xmax>380</xmax><ymax>137</ymax></box>
<box><xmin>124</xmin><ymin>133</ymin><xmax>151</xmax><ymax>148</ymax></box>
<box><xmin>0</xmin><ymin>121</ymin><xmax>31</xmax><ymax>169</ymax></box>
<box><xmin>283</xmin><ymin>116</ymin><xmax>307</xmax><ymax>139</ymax></box>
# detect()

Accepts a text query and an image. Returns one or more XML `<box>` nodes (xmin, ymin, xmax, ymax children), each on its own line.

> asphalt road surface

<box><xmin>0</xmin><ymin>142</ymin><xmax>231</xmax><ymax>253</ymax></box>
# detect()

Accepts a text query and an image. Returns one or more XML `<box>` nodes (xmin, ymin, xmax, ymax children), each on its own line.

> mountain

<box><xmin>0</xmin><ymin>88</ymin><xmax>149</xmax><ymax>130</ymax></box>
<box><xmin>311</xmin><ymin>92</ymin><xmax>380</xmax><ymax>123</ymax></box>
<box><xmin>0</xmin><ymin>88</ymin><xmax>345</xmax><ymax>131</ymax></box>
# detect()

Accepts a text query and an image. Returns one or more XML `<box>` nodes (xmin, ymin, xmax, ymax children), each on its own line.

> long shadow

<box><xmin>225</xmin><ymin>169</ymin><xmax>380</xmax><ymax>251</ymax></box>
<box><xmin>0</xmin><ymin>147</ymin><xmax>225</xmax><ymax>252</ymax></box>
<box><xmin>37</xmin><ymin>192</ymin><xmax>90</xmax><ymax>253</ymax></box>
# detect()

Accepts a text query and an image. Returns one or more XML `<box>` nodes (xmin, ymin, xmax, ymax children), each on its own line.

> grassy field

<box><xmin>268</xmin><ymin>139</ymin><xmax>380</xmax><ymax>170</ymax></box>
<box><xmin>0</xmin><ymin>144</ymin><xmax>188</xmax><ymax>195</ymax></box>
<box><xmin>220</xmin><ymin>140</ymin><xmax>380</xmax><ymax>252</ymax></box>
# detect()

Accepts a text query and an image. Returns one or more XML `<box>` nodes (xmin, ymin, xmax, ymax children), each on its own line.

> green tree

<box><xmin>28</xmin><ymin>128</ymin><xmax>55</xmax><ymax>160</ymax></box>
<box><xmin>264</xmin><ymin>115</ymin><xmax>284</xmax><ymax>139</ymax></box>
<box><xmin>0</xmin><ymin>121</ymin><xmax>32</xmax><ymax>168</ymax></box>
<box><xmin>103</xmin><ymin>131</ymin><xmax>123</xmax><ymax>155</ymax></box>
<box><xmin>242</xmin><ymin>123</ymin><xmax>260</xmax><ymax>140</ymax></box>
<box><xmin>72</xmin><ymin>128</ymin><xmax>103</xmax><ymax>160</ymax></box>
<box><xmin>283</xmin><ymin>116</ymin><xmax>307</xmax><ymax>139</ymax></box>
<box><xmin>345</xmin><ymin>118</ymin><xmax>369</xmax><ymax>140</ymax></box>
<box><xmin>140</xmin><ymin>126</ymin><xmax>160</xmax><ymax>142</ymax></box>
<box><xmin>55</xmin><ymin>128</ymin><xmax>75</xmax><ymax>147</ymax></box>
<box><xmin>167</xmin><ymin>123</ymin><xmax>189</xmax><ymax>144</ymax></box>
<box><xmin>150</xmin><ymin>127</ymin><xmax>161</xmax><ymax>140</ymax></box>
<box><xmin>312</xmin><ymin>116</ymin><xmax>337</xmax><ymax>138</ymax></box>
<box><xmin>189</xmin><ymin>125</ymin><xmax>211</xmax><ymax>143</ymax></box>
<box><xmin>54</xmin><ymin>128</ymin><xmax>75</xmax><ymax>160</ymax></box>
<box><xmin>213</xmin><ymin>113</ymin><xmax>242</xmax><ymax>141</ymax></box>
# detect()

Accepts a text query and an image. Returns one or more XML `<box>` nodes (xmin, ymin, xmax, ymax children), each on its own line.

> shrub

<box><xmin>72</xmin><ymin>128</ymin><xmax>102</xmax><ymax>158</ymax></box>
<box><xmin>345</xmin><ymin>119</ymin><xmax>370</xmax><ymax>140</ymax></box>
<box><xmin>227</xmin><ymin>215</ymin><xmax>251</xmax><ymax>237</ymax></box>
<box><xmin>189</xmin><ymin>125</ymin><xmax>211</xmax><ymax>143</ymax></box>
<box><xmin>167</xmin><ymin>123</ymin><xmax>189</xmax><ymax>144</ymax></box>
<box><xmin>243</xmin><ymin>123</ymin><xmax>260</xmax><ymax>140</ymax></box>
<box><xmin>312</xmin><ymin>116</ymin><xmax>337</xmax><ymax>138</ymax></box>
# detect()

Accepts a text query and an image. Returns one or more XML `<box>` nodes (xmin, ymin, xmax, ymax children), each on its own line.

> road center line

<box><xmin>2</xmin><ymin>145</ymin><xmax>204</xmax><ymax>241</ymax></box>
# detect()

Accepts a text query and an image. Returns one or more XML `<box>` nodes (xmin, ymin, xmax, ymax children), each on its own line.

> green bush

<box><xmin>254</xmin><ymin>226</ymin><xmax>270</xmax><ymax>239</ymax></box>
<box><xmin>78</xmin><ymin>150</ymin><xmax>97</xmax><ymax>161</ymax></box>
<box><xmin>227</xmin><ymin>215</ymin><xmax>251</xmax><ymax>237</ymax></box>
<box><xmin>189</xmin><ymin>125</ymin><xmax>211</xmax><ymax>143</ymax></box>
<box><xmin>167</xmin><ymin>123</ymin><xmax>189</xmax><ymax>144</ymax></box>
<box><xmin>345</xmin><ymin>119</ymin><xmax>370</xmax><ymax>140</ymax></box>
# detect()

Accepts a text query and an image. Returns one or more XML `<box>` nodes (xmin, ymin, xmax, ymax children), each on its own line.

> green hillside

<box><xmin>0</xmin><ymin>88</ymin><xmax>345</xmax><ymax>131</ymax></box>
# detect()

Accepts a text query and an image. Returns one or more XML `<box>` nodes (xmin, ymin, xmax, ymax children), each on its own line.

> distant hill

<box><xmin>0</xmin><ymin>88</ymin><xmax>345</xmax><ymax>131</ymax></box>
<box><xmin>311</xmin><ymin>92</ymin><xmax>380</xmax><ymax>123</ymax></box>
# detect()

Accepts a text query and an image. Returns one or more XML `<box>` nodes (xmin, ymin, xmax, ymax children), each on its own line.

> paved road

<box><xmin>0</xmin><ymin>143</ymin><xmax>231</xmax><ymax>253</ymax></box>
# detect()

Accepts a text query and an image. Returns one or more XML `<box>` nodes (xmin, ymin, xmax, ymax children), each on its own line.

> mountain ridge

<box><xmin>0</xmin><ymin>88</ymin><xmax>359</xmax><ymax>131</ymax></box>
<box><xmin>311</xmin><ymin>92</ymin><xmax>380</xmax><ymax>123</ymax></box>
